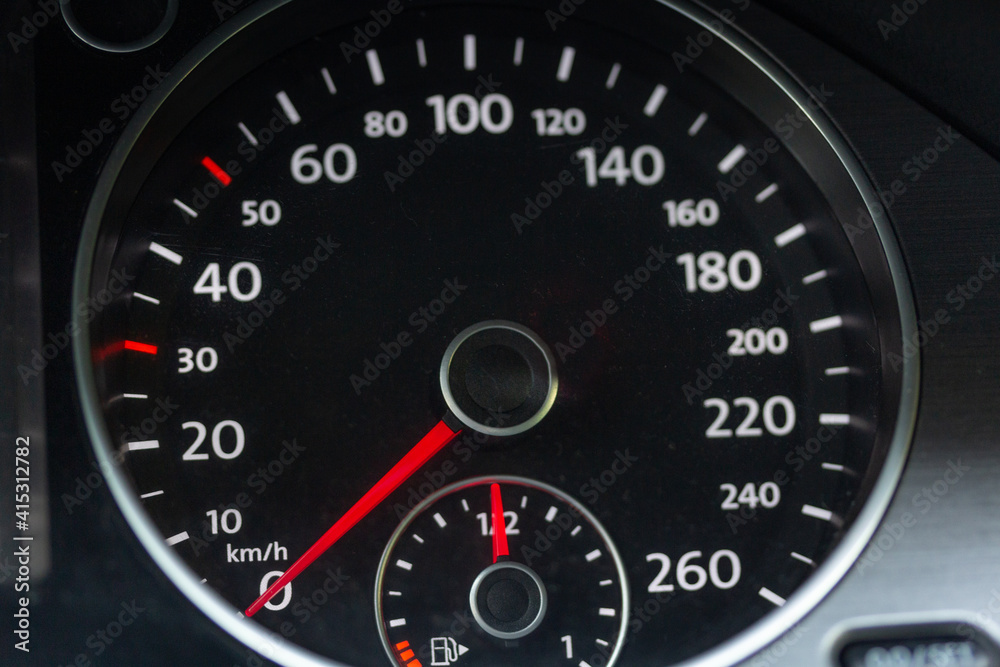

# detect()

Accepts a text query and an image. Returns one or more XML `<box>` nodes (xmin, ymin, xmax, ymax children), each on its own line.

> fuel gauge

<box><xmin>375</xmin><ymin>477</ymin><xmax>629</xmax><ymax>667</ymax></box>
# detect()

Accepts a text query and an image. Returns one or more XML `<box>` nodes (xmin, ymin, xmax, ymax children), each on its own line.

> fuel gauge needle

<box><xmin>245</xmin><ymin>420</ymin><xmax>460</xmax><ymax>617</ymax></box>
<box><xmin>491</xmin><ymin>483</ymin><xmax>510</xmax><ymax>563</ymax></box>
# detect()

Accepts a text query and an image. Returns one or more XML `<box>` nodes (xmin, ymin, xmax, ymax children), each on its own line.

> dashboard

<box><xmin>2</xmin><ymin>1</ymin><xmax>1000</xmax><ymax>666</ymax></box>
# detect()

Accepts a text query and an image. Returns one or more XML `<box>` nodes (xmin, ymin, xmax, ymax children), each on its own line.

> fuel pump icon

<box><xmin>430</xmin><ymin>637</ymin><xmax>469</xmax><ymax>665</ymax></box>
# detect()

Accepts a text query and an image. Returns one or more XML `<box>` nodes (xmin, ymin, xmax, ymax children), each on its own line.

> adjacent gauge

<box><xmin>375</xmin><ymin>477</ymin><xmax>628</xmax><ymax>666</ymax></box>
<box><xmin>73</xmin><ymin>0</ymin><xmax>917</xmax><ymax>665</ymax></box>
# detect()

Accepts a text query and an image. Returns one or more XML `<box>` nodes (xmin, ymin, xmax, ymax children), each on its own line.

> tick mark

<box><xmin>717</xmin><ymin>144</ymin><xmax>747</xmax><ymax>173</ymax></box>
<box><xmin>774</xmin><ymin>223</ymin><xmax>807</xmax><ymax>248</ymax></box>
<box><xmin>687</xmin><ymin>112</ymin><xmax>708</xmax><ymax>136</ymax></box>
<box><xmin>166</xmin><ymin>531</ymin><xmax>190</xmax><ymax>546</ymax></box>
<box><xmin>366</xmin><ymin>49</ymin><xmax>386</xmax><ymax>85</ymax></box>
<box><xmin>149</xmin><ymin>241</ymin><xmax>183</xmax><ymax>265</ymax></box>
<box><xmin>237</xmin><ymin>122</ymin><xmax>258</xmax><ymax>146</ymax></box>
<box><xmin>320</xmin><ymin>67</ymin><xmax>337</xmax><ymax>94</ymax></box>
<box><xmin>791</xmin><ymin>552</ymin><xmax>816</xmax><ymax>566</ymax></box>
<box><xmin>809</xmin><ymin>315</ymin><xmax>843</xmax><ymax>333</ymax></box>
<box><xmin>802</xmin><ymin>504</ymin><xmax>834</xmax><ymax>522</ymax></box>
<box><xmin>605</xmin><ymin>63</ymin><xmax>622</xmax><ymax>89</ymax></box>
<box><xmin>464</xmin><ymin>34</ymin><xmax>476</xmax><ymax>70</ymax></box>
<box><xmin>201</xmin><ymin>156</ymin><xmax>232</xmax><ymax>186</ymax></box>
<box><xmin>127</xmin><ymin>440</ymin><xmax>159</xmax><ymax>451</ymax></box>
<box><xmin>132</xmin><ymin>292</ymin><xmax>160</xmax><ymax>305</ymax></box>
<box><xmin>275</xmin><ymin>90</ymin><xmax>301</xmax><ymax>124</ymax></box>
<box><xmin>643</xmin><ymin>84</ymin><xmax>668</xmax><ymax>117</ymax></box>
<box><xmin>557</xmin><ymin>46</ymin><xmax>576</xmax><ymax>82</ymax></box>
<box><xmin>802</xmin><ymin>269</ymin><xmax>829</xmax><ymax>285</ymax></box>
<box><xmin>755</xmin><ymin>183</ymin><xmax>779</xmax><ymax>203</ymax></box>
<box><xmin>123</xmin><ymin>340</ymin><xmax>158</xmax><ymax>355</ymax></box>
<box><xmin>416</xmin><ymin>39</ymin><xmax>427</xmax><ymax>67</ymax></box>
<box><xmin>758</xmin><ymin>587</ymin><xmax>785</xmax><ymax>607</ymax></box>
<box><xmin>172</xmin><ymin>199</ymin><xmax>198</xmax><ymax>220</ymax></box>
<box><xmin>819</xmin><ymin>413</ymin><xmax>851</xmax><ymax>426</ymax></box>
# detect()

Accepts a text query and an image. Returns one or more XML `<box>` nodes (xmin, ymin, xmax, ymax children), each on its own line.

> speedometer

<box><xmin>73</xmin><ymin>0</ymin><xmax>917</xmax><ymax>665</ymax></box>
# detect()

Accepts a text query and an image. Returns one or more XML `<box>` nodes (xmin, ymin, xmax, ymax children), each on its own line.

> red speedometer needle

<box><xmin>245</xmin><ymin>420</ymin><xmax>460</xmax><ymax>617</ymax></box>
<box><xmin>490</xmin><ymin>483</ymin><xmax>509</xmax><ymax>563</ymax></box>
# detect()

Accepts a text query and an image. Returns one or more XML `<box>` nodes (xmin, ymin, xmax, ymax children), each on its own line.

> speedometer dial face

<box><xmin>74</xmin><ymin>1</ymin><xmax>916</xmax><ymax>665</ymax></box>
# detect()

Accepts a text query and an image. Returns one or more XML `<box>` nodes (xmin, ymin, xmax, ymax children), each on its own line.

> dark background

<box><xmin>2</xmin><ymin>0</ymin><xmax>999</xmax><ymax>665</ymax></box>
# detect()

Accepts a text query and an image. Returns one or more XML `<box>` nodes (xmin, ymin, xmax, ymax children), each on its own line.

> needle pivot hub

<box><xmin>470</xmin><ymin>561</ymin><xmax>548</xmax><ymax>640</ymax></box>
<box><xmin>440</xmin><ymin>320</ymin><xmax>558</xmax><ymax>436</ymax></box>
